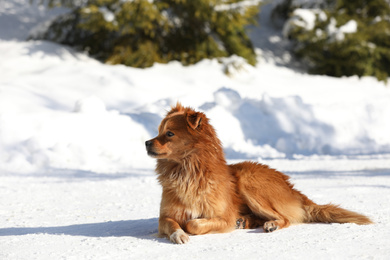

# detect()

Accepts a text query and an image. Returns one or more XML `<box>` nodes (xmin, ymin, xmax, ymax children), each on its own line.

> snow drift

<box><xmin>1</xmin><ymin>0</ymin><xmax>390</xmax><ymax>175</ymax></box>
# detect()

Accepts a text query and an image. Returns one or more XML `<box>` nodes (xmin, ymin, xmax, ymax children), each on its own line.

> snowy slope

<box><xmin>1</xmin><ymin>34</ymin><xmax>390</xmax><ymax>173</ymax></box>
<box><xmin>1</xmin><ymin>1</ymin><xmax>390</xmax><ymax>173</ymax></box>
<box><xmin>1</xmin><ymin>1</ymin><xmax>390</xmax><ymax>259</ymax></box>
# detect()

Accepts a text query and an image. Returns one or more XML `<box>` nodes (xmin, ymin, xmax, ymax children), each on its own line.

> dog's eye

<box><xmin>166</xmin><ymin>131</ymin><xmax>175</xmax><ymax>137</ymax></box>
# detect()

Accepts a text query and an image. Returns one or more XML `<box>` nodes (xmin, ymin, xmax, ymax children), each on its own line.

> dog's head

<box><xmin>145</xmin><ymin>103</ymin><xmax>217</xmax><ymax>161</ymax></box>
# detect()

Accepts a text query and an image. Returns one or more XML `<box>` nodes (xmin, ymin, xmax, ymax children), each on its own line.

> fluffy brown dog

<box><xmin>145</xmin><ymin>103</ymin><xmax>372</xmax><ymax>244</ymax></box>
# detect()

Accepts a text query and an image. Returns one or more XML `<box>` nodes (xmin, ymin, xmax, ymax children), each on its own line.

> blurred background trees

<box><xmin>33</xmin><ymin>0</ymin><xmax>259</xmax><ymax>68</ymax></box>
<box><xmin>32</xmin><ymin>0</ymin><xmax>390</xmax><ymax>82</ymax></box>
<box><xmin>279</xmin><ymin>0</ymin><xmax>390</xmax><ymax>82</ymax></box>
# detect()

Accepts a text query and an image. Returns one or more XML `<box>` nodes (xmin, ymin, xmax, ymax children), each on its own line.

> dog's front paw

<box><xmin>264</xmin><ymin>221</ymin><xmax>279</xmax><ymax>232</ymax></box>
<box><xmin>169</xmin><ymin>229</ymin><xmax>190</xmax><ymax>244</ymax></box>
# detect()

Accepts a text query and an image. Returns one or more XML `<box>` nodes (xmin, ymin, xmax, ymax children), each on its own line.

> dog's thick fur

<box><xmin>145</xmin><ymin>103</ymin><xmax>373</xmax><ymax>244</ymax></box>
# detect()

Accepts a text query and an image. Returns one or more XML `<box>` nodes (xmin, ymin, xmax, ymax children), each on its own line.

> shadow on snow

<box><xmin>1</xmin><ymin>168</ymin><xmax>156</xmax><ymax>182</ymax></box>
<box><xmin>0</xmin><ymin>218</ymin><xmax>166</xmax><ymax>242</ymax></box>
<box><xmin>286</xmin><ymin>168</ymin><xmax>390</xmax><ymax>178</ymax></box>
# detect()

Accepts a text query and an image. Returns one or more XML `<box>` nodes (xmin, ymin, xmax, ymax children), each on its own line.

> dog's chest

<box><xmin>160</xmin><ymin>165</ymin><xmax>223</xmax><ymax>220</ymax></box>
<box><xmin>178</xmin><ymin>200</ymin><xmax>213</xmax><ymax>221</ymax></box>
<box><xmin>176</xmin><ymin>183</ymin><xmax>220</xmax><ymax>220</ymax></box>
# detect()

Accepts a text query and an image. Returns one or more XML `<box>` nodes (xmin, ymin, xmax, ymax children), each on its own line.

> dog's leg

<box><xmin>185</xmin><ymin>217</ymin><xmax>234</xmax><ymax>235</ymax></box>
<box><xmin>239</xmin><ymin>215</ymin><xmax>266</xmax><ymax>229</ymax></box>
<box><xmin>159</xmin><ymin>217</ymin><xmax>189</xmax><ymax>244</ymax></box>
<box><xmin>244</xmin><ymin>196</ymin><xmax>294</xmax><ymax>232</ymax></box>
<box><xmin>235</xmin><ymin>164</ymin><xmax>306</xmax><ymax>233</ymax></box>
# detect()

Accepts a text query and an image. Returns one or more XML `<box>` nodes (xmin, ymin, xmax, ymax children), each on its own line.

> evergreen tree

<box><xmin>33</xmin><ymin>0</ymin><xmax>260</xmax><ymax>68</ymax></box>
<box><xmin>280</xmin><ymin>0</ymin><xmax>390</xmax><ymax>82</ymax></box>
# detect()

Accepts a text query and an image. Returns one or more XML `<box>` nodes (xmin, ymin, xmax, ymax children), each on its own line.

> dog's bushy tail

<box><xmin>304</xmin><ymin>203</ymin><xmax>373</xmax><ymax>225</ymax></box>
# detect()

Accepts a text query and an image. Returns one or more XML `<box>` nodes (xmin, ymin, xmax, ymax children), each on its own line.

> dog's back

<box><xmin>231</xmin><ymin>161</ymin><xmax>372</xmax><ymax>232</ymax></box>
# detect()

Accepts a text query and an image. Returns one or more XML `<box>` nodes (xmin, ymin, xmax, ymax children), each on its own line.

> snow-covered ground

<box><xmin>1</xmin><ymin>159</ymin><xmax>390</xmax><ymax>259</ymax></box>
<box><xmin>1</xmin><ymin>1</ymin><xmax>390</xmax><ymax>259</ymax></box>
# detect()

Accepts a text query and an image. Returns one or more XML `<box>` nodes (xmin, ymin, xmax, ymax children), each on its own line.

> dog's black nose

<box><xmin>145</xmin><ymin>140</ymin><xmax>152</xmax><ymax>147</ymax></box>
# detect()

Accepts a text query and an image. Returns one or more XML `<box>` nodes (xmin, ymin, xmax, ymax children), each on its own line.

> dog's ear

<box><xmin>187</xmin><ymin>111</ymin><xmax>204</xmax><ymax>130</ymax></box>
